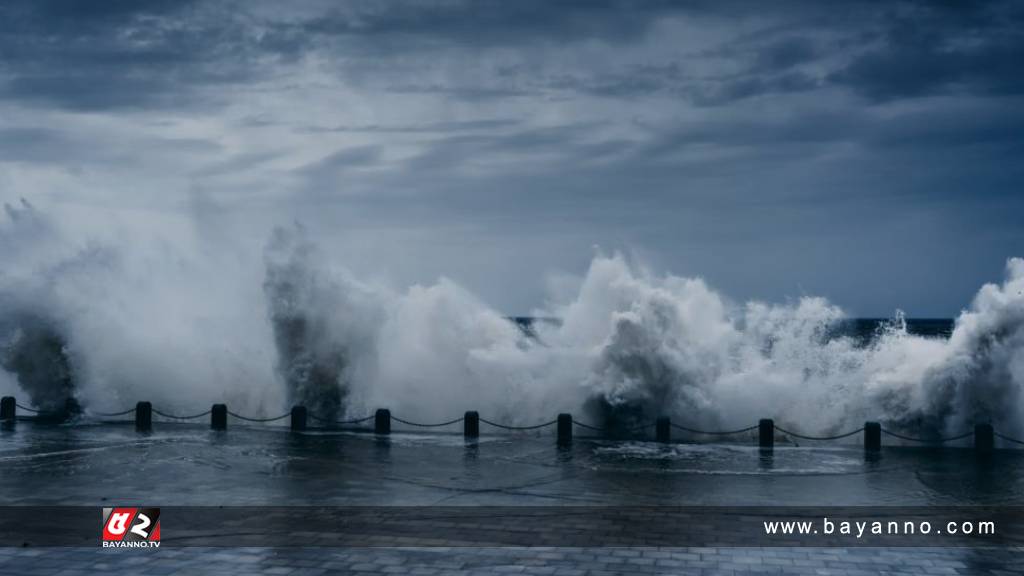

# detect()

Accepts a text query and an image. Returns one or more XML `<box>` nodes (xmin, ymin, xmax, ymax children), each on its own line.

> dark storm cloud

<box><xmin>293</xmin><ymin>0</ymin><xmax>686</xmax><ymax>47</ymax></box>
<box><xmin>0</xmin><ymin>0</ymin><xmax>692</xmax><ymax>111</ymax></box>
<box><xmin>3</xmin><ymin>0</ymin><xmax>1022</xmax><ymax>110</ymax></box>
<box><xmin>384</xmin><ymin>83</ymin><xmax>536</xmax><ymax>101</ymax></box>
<box><xmin>4</xmin><ymin>0</ymin><xmax>1024</xmax><ymax>316</ymax></box>
<box><xmin>0</xmin><ymin>125</ymin><xmax>220</xmax><ymax>166</ymax></box>
<box><xmin>297</xmin><ymin>119</ymin><xmax>520</xmax><ymax>135</ymax></box>
<box><xmin>829</xmin><ymin>1</ymin><xmax>1024</xmax><ymax>100</ymax></box>
<box><xmin>0</xmin><ymin>0</ymin><xmax>275</xmax><ymax>110</ymax></box>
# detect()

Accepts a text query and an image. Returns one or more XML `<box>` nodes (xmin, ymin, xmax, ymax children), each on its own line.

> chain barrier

<box><xmin>391</xmin><ymin>416</ymin><xmax>465</xmax><ymax>428</ymax></box>
<box><xmin>152</xmin><ymin>408</ymin><xmax>212</xmax><ymax>420</ymax></box>
<box><xmin>10</xmin><ymin>397</ymin><xmax>1024</xmax><ymax>448</ymax></box>
<box><xmin>227</xmin><ymin>410</ymin><xmax>291</xmax><ymax>423</ymax></box>
<box><xmin>995</xmin><ymin>432</ymin><xmax>1024</xmax><ymax>446</ymax></box>
<box><xmin>880</xmin><ymin>428</ymin><xmax>973</xmax><ymax>443</ymax></box>
<box><xmin>670</xmin><ymin>423</ymin><xmax>759</xmax><ymax>436</ymax></box>
<box><xmin>479</xmin><ymin>417</ymin><xmax>558</xmax><ymax>430</ymax></box>
<box><xmin>91</xmin><ymin>407</ymin><xmax>137</xmax><ymax>417</ymax></box>
<box><xmin>775</xmin><ymin>426</ymin><xmax>865</xmax><ymax>441</ymax></box>
<box><xmin>309</xmin><ymin>414</ymin><xmax>375</xmax><ymax>425</ymax></box>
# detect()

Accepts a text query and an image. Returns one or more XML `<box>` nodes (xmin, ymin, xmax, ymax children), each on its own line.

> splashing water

<box><xmin>1</xmin><ymin>202</ymin><xmax>1023</xmax><ymax>439</ymax></box>
<box><xmin>263</xmin><ymin>226</ymin><xmax>382</xmax><ymax>422</ymax></box>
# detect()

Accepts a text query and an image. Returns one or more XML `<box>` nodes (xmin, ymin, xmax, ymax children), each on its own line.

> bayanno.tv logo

<box><xmin>101</xmin><ymin>507</ymin><xmax>161</xmax><ymax>548</ymax></box>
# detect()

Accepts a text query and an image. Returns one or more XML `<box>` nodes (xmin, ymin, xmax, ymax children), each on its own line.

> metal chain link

<box><xmin>881</xmin><ymin>428</ymin><xmax>973</xmax><ymax>443</ymax></box>
<box><xmin>391</xmin><ymin>416</ymin><xmax>465</xmax><ymax>427</ymax></box>
<box><xmin>309</xmin><ymin>414</ymin><xmax>375</xmax><ymax>425</ymax></box>
<box><xmin>478</xmin><ymin>417</ymin><xmax>558</xmax><ymax>430</ymax></box>
<box><xmin>670</xmin><ymin>423</ymin><xmax>759</xmax><ymax>436</ymax></box>
<box><xmin>775</xmin><ymin>425</ymin><xmax>865</xmax><ymax>441</ymax></box>
<box><xmin>227</xmin><ymin>411</ymin><xmax>291</xmax><ymax>423</ymax></box>
<box><xmin>152</xmin><ymin>408</ymin><xmax>212</xmax><ymax>420</ymax></box>
<box><xmin>91</xmin><ymin>408</ymin><xmax>137</xmax><ymax>417</ymax></box>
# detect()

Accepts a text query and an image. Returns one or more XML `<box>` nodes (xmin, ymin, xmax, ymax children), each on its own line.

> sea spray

<box><xmin>3</xmin><ymin>201</ymin><xmax>1024</xmax><ymax>440</ymax></box>
<box><xmin>263</xmin><ymin>225</ymin><xmax>382</xmax><ymax>421</ymax></box>
<box><xmin>882</xmin><ymin>258</ymin><xmax>1024</xmax><ymax>438</ymax></box>
<box><xmin>0</xmin><ymin>199</ymin><xmax>282</xmax><ymax>417</ymax></box>
<box><xmin>0</xmin><ymin>313</ymin><xmax>77</xmax><ymax>414</ymax></box>
<box><xmin>0</xmin><ymin>200</ymin><xmax>80</xmax><ymax>414</ymax></box>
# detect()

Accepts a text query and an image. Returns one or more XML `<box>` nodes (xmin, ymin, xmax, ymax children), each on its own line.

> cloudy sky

<box><xmin>1</xmin><ymin>0</ymin><xmax>1022</xmax><ymax>317</ymax></box>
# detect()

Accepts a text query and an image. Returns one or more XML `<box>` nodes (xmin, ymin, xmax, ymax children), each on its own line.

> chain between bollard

<box><xmin>571</xmin><ymin>420</ymin><xmax>606</xmax><ymax>432</ymax></box>
<box><xmin>224</xmin><ymin>407</ymin><xmax>288</xmax><ymax>422</ymax></box>
<box><xmin>774</xmin><ymin>426</ymin><xmax>865</xmax><ymax>441</ymax></box>
<box><xmin>9</xmin><ymin>398</ymin><xmax>1024</xmax><ymax>453</ymax></box>
<box><xmin>152</xmin><ymin>408</ymin><xmax>213</xmax><ymax>420</ymax></box>
<box><xmin>880</xmin><ymin>428</ymin><xmax>974</xmax><ymax>443</ymax></box>
<box><xmin>391</xmin><ymin>416</ymin><xmax>465</xmax><ymax>428</ymax></box>
<box><xmin>669</xmin><ymin>423</ymin><xmax>759</xmax><ymax>436</ymax></box>
<box><xmin>226</xmin><ymin>411</ymin><xmax>291</xmax><ymax>423</ymax></box>
<box><xmin>308</xmin><ymin>414</ymin><xmax>376</xmax><ymax>425</ymax></box>
<box><xmin>995</xmin><ymin>432</ymin><xmax>1024</xmax><ymax>446</ymax></box>
<box><xmin>91</xmin><ymin>407</ymin><xmax>137</xmax><ymax>418</ymax></box>
<box><xmin>478</xmin><ymin>417</ymin><xmax>558</xmax><ymax>430</ymax></box>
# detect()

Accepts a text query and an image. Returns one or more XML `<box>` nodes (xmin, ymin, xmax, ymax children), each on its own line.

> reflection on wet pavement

<box><xmin>2</xmin><ymin>421</ymin><xmax>1023</xmax><ymax>506</ymax></box>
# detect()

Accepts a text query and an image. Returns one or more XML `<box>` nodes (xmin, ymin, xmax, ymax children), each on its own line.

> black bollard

<box><xmin>975</xmin><ymin>423</ymin><xmax>994</xmax><ymax>453</ymax></box>
<box><xmin>759</xmin><ymin>418</ymin><xmax>774</xmax><ymax>449</ymax></box>
<box><xmin>291</xmin><ymin>406</ymin><xmax>307</xmax><ymax>432</ymax></box>
<box><xmin>375</xmin><ymin>409</ymin><xmax>391</xmax><ymax>434</ymax></box>
<box><xmin>864</xmin><ymin>421</ymin><xmax>881</xmax><ymax>452</ymax></box>
<box><xmin>656</xmin><ymin>417</ymin><xmax>671</xmax><ymax>443</ymax></box>
<box><xmin>557</xmin><ymin>413</ymin><xmax>572</xmax><ymax>445</ymax></box>
<box><xmin>211</xmin><ymin>404</ymin><xmax>227</xmax><ymax>430</ymax></box>
<box><xmin>0</xmin><ymin>397</ymin><xmax>14</xmax><ymax>421</ymax></box>
<box><xmin>135</xmin><ymin>402</ymin><xmax>152</xmax><ymax>432</ymax></box>
<box><xmin>464</xmin><ymin>411</ymin><xmax>479</xmax><ymax>438</ymax></box>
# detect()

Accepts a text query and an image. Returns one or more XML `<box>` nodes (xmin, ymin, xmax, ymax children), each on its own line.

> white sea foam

<box><xmin>2</xmin><ymin>201</ymin><xmax>1023</xmax><ymax>439</ymax></box>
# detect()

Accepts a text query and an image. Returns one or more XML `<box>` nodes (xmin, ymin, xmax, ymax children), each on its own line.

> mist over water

<box><xmin>2</xmin><ymin>201</ymin><xmax>1023</xmax><ymax>439</ymax></box>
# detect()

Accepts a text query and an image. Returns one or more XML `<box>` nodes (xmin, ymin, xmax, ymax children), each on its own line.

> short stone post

<box><xmin>0</xmin><ymin>397</ymin><xmax>14</xmax><ymax>421</ymax></box>
<box><xmin>557</xmin><ymin>413</ymin><xmax>572</xmax><ymax>445</ymax></box>
<box><xmin>759</xmin><ymin>418</ymin><xmax>774</xmax><ymax>449</ymax></box>
<box><xmin>975</xmin><ymin>423</ymin><xmax>994</xmax><ymax>453</ymax></box>
<box><xmin>864</xmin><ymin>421</ymin><xmax>881</xmax><ymax>452</ymax></box>
<box><xmin>211</xmin><ymin>403</ymin><xmax>227</xmax><ymax>430</ymax></box>
<box><xmin>375</xmin><ymin>408</ymin><xmax>391</xmax><ymax>434</ymax></box>
<box><xmin>464</xmin><ymin>411</ymin><xmax>479</xmax><ymax>438</ymax></box>
<box><xmin>291</xmin><ymin>406</ymin><xmax>307</xmax><ymax>431</ymax></box>
<box><xmin>135</xmin><ymin>402</ymin><xmax>152</xmax><ymax>432</ymax></box>
<box><xmin>656</xmin><ymin>417</ymin><xmax>671</xmax><ymax>443</ymax></box>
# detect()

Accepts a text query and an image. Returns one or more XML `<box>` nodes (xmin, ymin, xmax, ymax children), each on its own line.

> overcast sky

<box><xmin>1</xmin><ymin>0</ymin><xmax>1022</xmax><ymax>317</ymax></box>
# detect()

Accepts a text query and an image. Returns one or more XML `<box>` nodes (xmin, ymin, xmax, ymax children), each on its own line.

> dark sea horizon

<box><xmin>511</xmin><ymin>317</ymin><xmax>955</xmax><ymax>343</ymax></box>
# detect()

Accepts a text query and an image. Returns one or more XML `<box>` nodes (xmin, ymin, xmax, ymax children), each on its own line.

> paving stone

<box><xmin>1</xmin><ymin>546</ymin><xmax>1023</xmax><ymax>575</ymax></box>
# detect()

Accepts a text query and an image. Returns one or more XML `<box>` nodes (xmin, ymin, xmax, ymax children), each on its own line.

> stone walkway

<box><xmin>1</xmin><ymin>546</ymin><xmax>1021</xmax><ymax>575</ymax></box>
<box><xmin>2</xmin><ymin>424</ymin><xmax>1023</xmax><ymax>574</ymax></box>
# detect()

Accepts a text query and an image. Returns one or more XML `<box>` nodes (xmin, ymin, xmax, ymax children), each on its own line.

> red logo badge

<box><xmin>102</xmin><ymin>508</ymin><xmax>161</xmax><ymax>548</ymax></box>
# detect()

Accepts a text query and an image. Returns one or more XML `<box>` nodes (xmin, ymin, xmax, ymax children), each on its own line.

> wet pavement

<box><xmin>3</xmin><ymin>545</ymin><xmax>1023</xmax><ymax>576</ymax></box>
<box><xmin>4</xmin><ymin>421</ymin><xmax>1024</xmax><ymax>506</ymax></box>
<box><xmin>1</xmin><ymin>421</ymin><xmax>1023</xmax><ymax>574</ymax></box>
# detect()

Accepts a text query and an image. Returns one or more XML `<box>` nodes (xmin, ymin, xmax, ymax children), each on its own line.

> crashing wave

<box><xmin>2</xmin><ymin>202</ymin><xmax>1023</xmax><ymax>439</ymax></box>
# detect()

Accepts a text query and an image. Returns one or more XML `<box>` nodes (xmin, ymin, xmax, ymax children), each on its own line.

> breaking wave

<box><xmin>2</xmin><ymin>201</ymin><xmax>1023</xmax><ymax>439</ymax></box>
